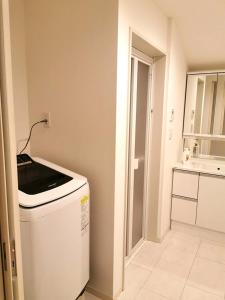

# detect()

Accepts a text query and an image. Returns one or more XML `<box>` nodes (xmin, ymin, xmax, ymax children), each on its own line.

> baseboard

<box><xmin>146</xmin><ymin>226</ymin><xmax>170</xmax><ymax>243</ymax></box>
<box><xmin>125</xmin><ymin>239</ymin><xmax>145</xmax><ymax>267</ymax></box>
<box><xmin>157</xmin><ymin>226</ymin><xmax>171</xmax><ymax>243</ymax></box>
<box><xmin>86</xmin><ymin>286</ymin><xmax>114</xmax><ymax>300</ymax></box>
<box><xmin>171</xmin><ymin>221</ymin><xmax>225</xmax><ymax>238</ymax></box>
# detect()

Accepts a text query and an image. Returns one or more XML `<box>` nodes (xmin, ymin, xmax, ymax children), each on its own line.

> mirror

<box><xmin>184</xmin><ymin>138</ymin><xmax>225</xmax><ymax>158</ymax></box>
<box><xmin>183</xmin><ymin>72</ymin><xmax>225</xmax><ymax>136</ymax></box>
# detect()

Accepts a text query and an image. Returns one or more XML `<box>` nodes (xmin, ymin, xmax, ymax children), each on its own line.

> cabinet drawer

<box><xmin>173</xmin><ymin>170</ymin><xmax>199</xmax><ymax>199</ymax></box>
<box><xmin>171</xmin><ymin>197</ymin><xmax>197</xmax><ymax>225</ymax></box>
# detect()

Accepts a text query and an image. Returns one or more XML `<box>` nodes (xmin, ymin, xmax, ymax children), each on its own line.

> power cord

<box><xmin>19</xmin><ymin>119</ymin><xmax>48</xmax><ymax>154</ymax></box>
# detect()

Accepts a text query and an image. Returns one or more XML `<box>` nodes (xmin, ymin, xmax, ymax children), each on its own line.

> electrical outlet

<box><xmin>42</xmin><ymin>112</ymin><xmax>51</xmax><ymax>128</ymax></box>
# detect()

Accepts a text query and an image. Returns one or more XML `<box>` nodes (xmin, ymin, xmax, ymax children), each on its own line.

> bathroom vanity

<box><xmin>171</xmin><ymin>161</ymin><xmax>225</xmax><ymax>233</ymax></box>
<box><xmin>173</xmin><ymin>70</ymin><xmax>225</xmax><ymax>233</ymax></box>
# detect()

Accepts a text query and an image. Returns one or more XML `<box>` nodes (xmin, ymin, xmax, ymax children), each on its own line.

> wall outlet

<box><xmin>42</xmin><ymin>112</ymin><xmax>51</xmax><ymax>128</ymax></box>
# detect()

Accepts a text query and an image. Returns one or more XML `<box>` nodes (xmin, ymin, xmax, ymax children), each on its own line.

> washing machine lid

<box><xmin>17</xmin><ymin>154</ymin><xmax>73</xmax><ymax>195</ymax></box>
<box><xmin>18</xmin><ymin>157</ymin><xmax>87</xmax><ymax>208</ymax></box>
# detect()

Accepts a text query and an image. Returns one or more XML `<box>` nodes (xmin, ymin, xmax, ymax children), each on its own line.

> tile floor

<box><xmin>79</xmin><ymin>292</ymin><xmax>101</xmax><ymax>300</ymax></box>
<box><xmin>80</xmin><ymin>222</ymin><xmax>225</xmax><ymax>300</ymax></box>
<box><xmin>118</xmin><ymin>222</ymin><xmax>225</xmax><ymax>300</ymax></box>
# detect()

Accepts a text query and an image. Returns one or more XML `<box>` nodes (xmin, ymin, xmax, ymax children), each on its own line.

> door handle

<box><xmin>133</xmin><ymin>157</ymin><xmax>144</xmax><ymax>170</ymax></box>
<box><xmin>133</xmin><ymin>158</ymin><xmax>139</xmax><ymax>170</ymax></box>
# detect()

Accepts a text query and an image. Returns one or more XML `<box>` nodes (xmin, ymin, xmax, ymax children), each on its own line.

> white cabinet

<box><xmin>172</xmin><ymin>168</ymin><xmax>225</xmax><ymax>233</ymax></box>
<box><xmin>173</xmin><ymin>170</ymin><xmax>199</xmax><ymax>199</ymax></box>
<box><xmin>172</xmin><ymin>170</ymin><xmax>199</xmax><ymax>225</ymax></box>
<box><xmin>171</xmin><ymin>197</ymin><xmax>197</xmax><ymax>225</ymax></box>
<box><xmin>196</xmin><ymin>175</ymin><xmax>225</xmax><ymax>232</ymax></box>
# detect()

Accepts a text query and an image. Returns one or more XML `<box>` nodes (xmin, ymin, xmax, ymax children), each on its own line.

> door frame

<box><xmin>0</xmin><ymin>219</ymin><xmax>5</xmax><ymax>300</ymax></box>
<box><xmin>0</xmin><ymin>0</ymin><xmax>24</xmax><ymax>299</ymax></box>
<box><xmin>126</xmin><ymin>48</ymin><xmax>153</xmax><ymax>257</ymax></box>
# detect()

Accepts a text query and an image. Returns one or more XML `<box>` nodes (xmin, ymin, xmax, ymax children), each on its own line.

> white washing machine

<box><xmin>17</xmin><ymin>154</ymin><xmax>90</xmax><ymax>300</ymax></box>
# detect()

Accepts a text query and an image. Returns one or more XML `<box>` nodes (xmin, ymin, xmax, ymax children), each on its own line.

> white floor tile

<box><xmin>143</xmin><ymin>269</ymin><xmax>185</xmax><ymax>300</ymax></box>
<box><xmin>136</xmin><ymin>288</ymin><xmax>168</xmax><ymax>300</ymax></box>
<box><xmin>170</xmin><ymin>231</ymin><xmax>200</xmax><ymax>253</ymax></box>
<box><xmin>188</xmin><ymin>257</ymin><xmax>225</xmax><ymax>296</ymax></box>
<box><xmin>197</xmin><ymin>241</ymin><xmax>225</xmax><ymax>264</ymax></box>
<box><xmin>171</xmin><ymin>222</ymin><xmax>201</xmax><ymax>238</ymax></box>
<box><xmin>172</xmin><ymin>222</ymin><xmax>225</xmax><ymax>246</ymax></box>
<box><xmin>198</xmin><ymin>229</ymin><xmax>225</xmax><ymax>246</ymax></box>
<box><xmin>132</xmin><ymin>241</ymin><xmax>166</xmax><ymax>271</ymax></box>
<box><xmin>181</xmin><ymin>285</ymin><xmax>224</xmax><ymax>300</ymax></box>
<box><xmin>119</xmin><ymin>226</ymin><xmax>225</xmax><ymax>300</ymax></box>
<box><xmin>160</xmin><ymin>229</ymin><xmax>175</xmax><ymax>244</ymax></box>
<box><xmin>156</xmin><ymin>242</ymin><xmax>196</xmax><ymax>279</ymax></box>
<box><xmin>117</xmin><ymin>263</ymin><xmax>151</xmax><ymax>300</ymax></box>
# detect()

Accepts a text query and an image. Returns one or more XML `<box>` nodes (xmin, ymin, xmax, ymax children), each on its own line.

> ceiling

<box><xmin>154</xmin><ymin>0</ymin><xmax>225</xmax><ymax>71</ymax></box>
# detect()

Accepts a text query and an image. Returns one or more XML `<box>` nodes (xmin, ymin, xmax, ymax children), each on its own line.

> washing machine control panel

<box><xmin>17</xmin><ymin>154</ymin><xmax>33</xmax><ymax>166</ymax></box>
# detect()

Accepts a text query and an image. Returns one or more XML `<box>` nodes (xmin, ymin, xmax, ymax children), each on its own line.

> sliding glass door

<box><xmin>126</xmin><ymin>52</ymin><xmax>152</xmax><ymax>256</ymax></box>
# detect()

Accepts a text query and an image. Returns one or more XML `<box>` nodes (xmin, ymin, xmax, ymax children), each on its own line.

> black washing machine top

<box><xmin>17</xmin><ymin>154</ymin><xmax>73</xmax><ymax>195</ymax></box>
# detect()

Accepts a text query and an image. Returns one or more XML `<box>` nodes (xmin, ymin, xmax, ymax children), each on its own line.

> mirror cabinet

<box><xmin>183</xmin><ymin>72</ymin><xmax>225</xmax><ymax>136</ymax></box>
<box><xmin>183</xmin><ymin>71</ymin><xmax>225</xmax><ymax>158</ymax></box>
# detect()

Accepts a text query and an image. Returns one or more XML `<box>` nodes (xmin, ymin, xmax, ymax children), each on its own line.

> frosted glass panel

<box><xmin>132</xmin><ymin>61</ymin><xmax>149</xmax><ymax>248</ymax></box>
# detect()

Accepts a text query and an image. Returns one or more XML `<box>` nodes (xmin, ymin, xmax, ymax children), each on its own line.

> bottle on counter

<box><xmin>182</xmin><ymin>148</ymin><xmax>190</xmax><ymax>163</ymax></box>
<box><xmin>192</xmin><ymin>141</ymin><xmax>199</xmax><ymax>158</ymax></box>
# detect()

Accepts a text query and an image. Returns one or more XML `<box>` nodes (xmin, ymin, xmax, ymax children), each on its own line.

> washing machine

<box><xmin>17</xmin><ymin>154</ymin><xmax>90</xmax><ymax>300</ymax></box>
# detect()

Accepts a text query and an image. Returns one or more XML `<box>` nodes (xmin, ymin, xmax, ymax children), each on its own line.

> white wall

<box><xmin>114</xmin><ymin>0</ymin><xmax>169</xmax><ymax>296</ymax></box>
<box><xmin>0</xmin><ymin>246</ymin><xmax>4</xmax><ymax>300</ymax></box>
<box><xmin>159</xmin><ymin>21</ymin><xmax>187</xmax><ymax>237</ymax></box>
<box><xmin>23</xmin><ymin>1</ymin><xmax>118</xmax><ymax>299</ymax></box>
<box><xmin>9</xmin><ymin>0</ymin><xmax>30</xmax><ymax>154</ymax></box>
<box><xmin>147</xmin><ymin>56</ymin><xmax>167</xmax><ymax>241</ymax></box>
<box><xmin>115</xmin><ymin>8</ymin><xmax>187</xmax><ymax>296</ymax></box>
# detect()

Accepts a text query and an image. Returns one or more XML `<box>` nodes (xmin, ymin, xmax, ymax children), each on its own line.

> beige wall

<box><xmin>9</xmin><ymin>0</ymin><xmax>188</xmax><ymax>298</ymax></box>
<box><xmin>159</xmin><ymin>20</ymin><xmax>187</xmax><ymax>236</ymax></box>
<box><xmin>9</xmin><ymin>0</ymin><xmax>30</xmax><ymax>154</ymax></box>
<box><xmin>24</xmin><ymin>0</ymin><xmax>118</xmax><ymax>298</ymax></box>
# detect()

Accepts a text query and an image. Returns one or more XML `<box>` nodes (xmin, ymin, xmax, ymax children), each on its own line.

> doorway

<box><xmin>126</xmin><ymin>48</ymin><xmax>153</xmax><ymax>257</ymax></box>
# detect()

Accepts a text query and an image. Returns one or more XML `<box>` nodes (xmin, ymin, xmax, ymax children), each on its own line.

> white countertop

<box><xmin>174</xmin><ymin>159</ymin><xmax>225</xmax><ymax>177</ymax></box>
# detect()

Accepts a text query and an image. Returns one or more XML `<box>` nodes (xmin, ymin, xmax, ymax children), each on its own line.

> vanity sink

<box><xmin>190</xmin><ymin>161</ymin><xmax>225</xmax><ymax>172</ymax></box>
<box><xmin>175</xmin><ymin>160</ymin><xmax>225</xmax><ymax>176</ymax></box>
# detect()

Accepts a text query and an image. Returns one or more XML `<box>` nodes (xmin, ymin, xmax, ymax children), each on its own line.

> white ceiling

<box><xmin>154</xmin><ymin>0</ymin><xmax>225</xmax><ymax>71</ymax></box>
